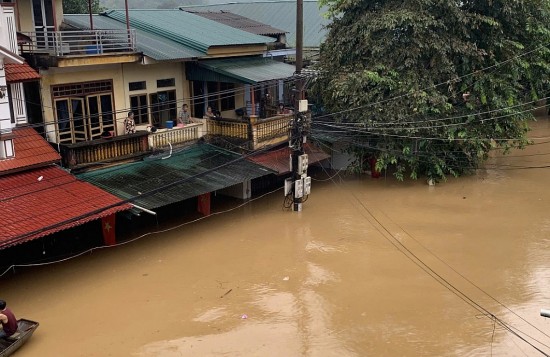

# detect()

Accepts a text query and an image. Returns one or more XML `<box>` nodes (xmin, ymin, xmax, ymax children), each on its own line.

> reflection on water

<box><xmin>3</xmin><ymin>118</ymin><xmax>550</xmax><ymax>356</ymax></box>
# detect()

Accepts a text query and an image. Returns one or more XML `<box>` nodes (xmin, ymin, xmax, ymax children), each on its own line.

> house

<box><xmin>180</xmin><ymin>1</ymin><xmax>330</xmax><ymax>62</ymax></box>
<box><xmin>0</xmin><ymin>3</ymin><xmax>131</xmax><ymax>251</ymax></box>
<box><xmin>1</xmin><ymin>1</ymin><xmax>328</xmax><ymax>247</ymax></box>
<box><xmin>13</xmin><ymin>7</ymin><xmax>296</xmax><ymax>145</ymax></box>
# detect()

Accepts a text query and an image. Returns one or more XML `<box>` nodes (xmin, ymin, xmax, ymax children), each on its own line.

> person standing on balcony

<box><xmin>124</xmin><ymin>111</ymin><xmax>136</xmax><ymax>134</ymax></box>
<box><xmin>204</xmin><ymin>106</ymin><xmax>216</xmax><ymax>119</ymax></box>
<box><xmin>178</xmin><ymin>103</ymin><xmax>194</xmax><ymax>125</ymax></box>
<box><xmin>0</xmin><ymin>300</ymin><xmax>18</xmax><ymax>339</ymax></box>
<box><xmin>259</xmin><ymin>92</ymin><xmax>270</xmax><ymax>119</ymax></box>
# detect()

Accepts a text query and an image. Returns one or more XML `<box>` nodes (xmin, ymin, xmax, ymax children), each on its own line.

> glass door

<box><xmin>86</xmin><ymin>94</ymin><xmax>115</xmax><ymax>139</ymax></box>
<box><xmin>54</xmin><ymin>98</ymin><xmax>88</xmax><ymax>143</ymax></box>
<box><xmin>71</xmin><ymin>98</ymin><xmax>87</xmax><ymax>142</ymax></box>
<box><xmin>32</xmin><ymin>0</ymin><xmax>55</xmax><ymax>49</ymax></box>
<box><xmin>86</xmin><ymin>95</ymin><xmax>102</xmax><ymax>140</ymax></box>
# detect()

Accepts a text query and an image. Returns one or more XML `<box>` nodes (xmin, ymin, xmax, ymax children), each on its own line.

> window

<box><xmin>52</xmin><ymin>80</ymin><xmax>115</xmax><ymax>143</ymax></box>
<box><xmin>130</xmin><ymin>94</ymin><xmax>149</xmax><ymax>125</ymax></box>
<box><xmin>129</xmin><ymin>81</ymin><xmax>146</xmax><ymax>91</ymax></box>
<box><xmin>206</xmin><ymin>81</ymin><xmax>236</xmax><ymax>113</ymax></box>
<box><xmin>220</xmin><ymin>82</ymin><xmax>235</xmax><ymax>111</ymax></box>
<box><xmin>192</xmin><ymin>81</ymin><xmax>206</xmax><ymax>118</ymax></box>
<box><xmin>0</xmin><ymin>139</ymin><xmax>14</xmax><ymax>159</ymax></box>
<box><xmin>150</xmin><ymin>90</ymin><xmax>176</xmax><ymax>127</ymax></box>
<box><xmin>52</xmin><ymin>80</ymin><xmax>113</xmax><ymax>97</ymax></box>
<box><xmin>157</xmin><ymin>78</ymin><xmax>175</xmax><ymax>88</ymax></box>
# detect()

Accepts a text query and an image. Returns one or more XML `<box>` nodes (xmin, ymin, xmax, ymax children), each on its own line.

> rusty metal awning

<box><xmin>248</xmin><ymin>143</ymin><xmax>330</xmax><ymax>175</ymax></box>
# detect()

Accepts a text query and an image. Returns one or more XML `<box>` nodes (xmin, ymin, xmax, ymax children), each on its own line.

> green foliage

<box><xmin>63</xmin><ymin>0</ymin><xmax>103</xmax><ymax>14</ymax></box>
<box><xmin>317</xmin><ymin>0</ymin><xmax>550</xmax><ymax>181</ymax></box>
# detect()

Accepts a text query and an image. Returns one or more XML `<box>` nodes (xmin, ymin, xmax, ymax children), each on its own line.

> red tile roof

<box><xmin>0</xmin><ymin>127</ymin><xmax>61</xmax><ymax>175</ymax></box>
<box><xmin>4</xmin><ymin>62</ymin><xmax>41</xmax><ymax>83</ymax></box>
<box><xmin>0</xmin><ymin>165</ymin><xmax>131</xmax><ymax>249</ymax></box>
<box><xmin>248</xmin><ymin>143</ymin><xmax>330</xmax><ymax>175</ymax></box>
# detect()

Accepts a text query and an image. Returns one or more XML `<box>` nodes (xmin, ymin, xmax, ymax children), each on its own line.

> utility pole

<box><xmin>284</xmin><ymin>0</ymin><xmax>311</xmax><ymax>212</ymax></box>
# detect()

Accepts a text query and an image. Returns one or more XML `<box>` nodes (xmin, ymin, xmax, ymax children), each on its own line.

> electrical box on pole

<box><xmin>303</xmin><ymin>176</ymin><xmax>311</xmax><ymax>195</ymax></box>
<box><xmin>294</xmin><ymin>179</ymin><xmax>304</xmax><ymax>198</ymax></box>
<box><xmin>298</xmin><ymin>99</ymin><xmax>308</xmax><ymax>112</ymax></box>
<box><xmin>298</xmin><ymin>154</ymin><xmax>308</xmax><ymax>175</ymax></box>
<box><xmin>284</xmin><ymin>178</ymin><xmax>293</xmax><ymax>196</ymax></box>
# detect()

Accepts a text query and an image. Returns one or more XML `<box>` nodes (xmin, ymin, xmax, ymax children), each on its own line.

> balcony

<box><xmin>148</xmin><ymin>122</ymin><xmax>204</xmax><ymax>150</ymax></box>
<box><xmin>21</xmin><ymin>29</ymin><xmax>140</xmax><ymax>67</ymax></box>
<box><xmin>205</xmin><ymin>114</ymin><xmax>292</xmax><ymax>150</ymax></box>
<box><xmin>60</xmin><ymin>131</ymin><xmax>149</xmax><ymax>172</ymax></box>
<box><xmin>58</xmin><ymin>114</ymin><xmax>293</xmax><ymax>172</ymax></box>
<box><xmin>251</xmin><ymin>114</ymin><xmax>292</xmax><ymax>150</ymax></box>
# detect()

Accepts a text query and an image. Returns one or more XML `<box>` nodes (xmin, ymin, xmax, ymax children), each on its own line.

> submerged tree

<box><xmin>317</xmin><ymin>0</ymin><xmax>550</xmax><ymax>181</ymax></box>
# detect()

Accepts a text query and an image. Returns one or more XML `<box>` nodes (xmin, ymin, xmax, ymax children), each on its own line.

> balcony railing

<box><xmin>60</xmin><ymin>131</ymin><xmax>149</xmax><ymax>171</ymax></box>
<box><xmin>57</xmin><ymin>114</ymin><xmax>293</xmax><ymax>172</ymax></box>
<box><xmin>148</xmin><ymin>123</ymin><xmax>203</xmax><ymax>150</ymax></box>
<box><xmin>252</xmin><ymin>114</ymin><xmax>292</xmax><ymax>150</ymax></box>
<box><xmin>206</xmin><ymin>118</ymin><xmax>249</xmax><ymax>139</ymax></box>
<box><xmin>22</xmin><ymin>29</ymin><xmax>137</xmax><ymax>56</ymax></box>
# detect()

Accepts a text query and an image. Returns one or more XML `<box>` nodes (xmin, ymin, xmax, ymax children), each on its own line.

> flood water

<box><xmin>3</xmin><ymin>117</ymin><xmax>550</xmax><ymax>356</ymax></box>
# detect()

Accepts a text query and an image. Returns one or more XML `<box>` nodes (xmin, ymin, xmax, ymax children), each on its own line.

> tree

<box><xmin>63</xmin><ymin>0</ymin><xmax>102</xmax><ymax>14</ymax></box>
<box><xmin>317</xmin><ymin>0</ymin><xmax>550</xmax><ymax>181</ymax></box>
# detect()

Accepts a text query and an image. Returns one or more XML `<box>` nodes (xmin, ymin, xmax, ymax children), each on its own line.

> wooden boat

<box><xmin>0</xmin><ymin>319</ymin><xmax>39</xmax><ymax>357</ymax></box>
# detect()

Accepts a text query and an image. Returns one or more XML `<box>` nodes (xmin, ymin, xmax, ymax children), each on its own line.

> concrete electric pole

<box><xmin>284</xmin><ymin>0</ymin><xmax>311</xmax><ymax>212</ymax></box>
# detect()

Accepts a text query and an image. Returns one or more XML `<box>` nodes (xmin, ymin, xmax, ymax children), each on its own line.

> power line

<box><xmin>7</xmin><ymin>77</ymin><xmax>303</xmax><ymax>139</ymax></box>
<box><xmin>314</xmin><ymin>165</ymin><xmax>550</xmax><ymax>355</ymax></box>
<box><xmin>0</xmin><ymin>185</ymin><xmax>283</xmax><ymax>279</ymax></box>
<box><xmin>0</xmin><ymin>130</ymin><xmax>289</xmax><ymax>247</ymax></box>
<box><xmin>312</xmin><ymin>40</ymin><xmax>550</xmax><ymax>121</ymax></box>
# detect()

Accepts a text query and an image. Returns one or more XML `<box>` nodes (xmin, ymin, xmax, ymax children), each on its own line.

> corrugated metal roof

<box><xmin>248</xmin><ymin>143</ymin><xmax>330</xmax><ymax>175</ymax></box>
<box><xmin>180</xmin><ymin>1</ymin><xmax>329</xmax><ymax>48</ymax></box>
<box><xmin>0</xmin><ymin>165</ymin><xmax>131</xmax><ymax>249</ymax></box>
<box><xmin>187</xmin><ymin>11</ymin><xmax>287</xmax><ymax>36</ymax></box>
<box><xmin>187</xmin><ymin>57</ymin><xmax>296</xmax><ymax>84</ymax></box>
<box><xmin>77</xmin><ymin>143</ymin><xmax>274</xmax><ymax>210</ymax></box>
<box><xmin>64</xmin><ymin>15</ymin><xmax>204</xmax><ymax>61</ymax></box>
<box><xmin>102</xmin><ymin>9</ymin><xmax>275</xmax><ymax>53</ymax></box>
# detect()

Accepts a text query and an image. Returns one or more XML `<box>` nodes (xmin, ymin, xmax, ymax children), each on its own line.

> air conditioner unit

<box><xmin>59</xmin><ymin>42</ymin><xmax>71</xmax><ymax>55</ymax></box>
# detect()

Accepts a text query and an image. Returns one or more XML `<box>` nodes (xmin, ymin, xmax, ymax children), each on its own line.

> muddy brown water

<box><xmin>3</xmin><ymin>118</ymin><xmax>550</xmax><ymax>356</ymax></box>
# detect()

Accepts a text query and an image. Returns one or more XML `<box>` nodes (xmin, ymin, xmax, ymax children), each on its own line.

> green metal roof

<box><xmin>103</xmin><ymin>9</ymin><xmax>275</xmax><ymax>53</ymax></box>
<box><xmin>180</xmin><ymin>1</ymin><xmax>329</xmax><ymax>48</ymax></box>
<box><xmin>77</xmin><ymin>143</ymin><xmax>274</xmax><ymax>210</ymax></box>
<box><xmin>64</xmin><ymin>15</ymin><xmax>204</xmax><ymax>60</ymax></box>
<box><xmin>187</xmin><ymin>57</ymin><xmax>296</xmax><ymax>84</ymax></box>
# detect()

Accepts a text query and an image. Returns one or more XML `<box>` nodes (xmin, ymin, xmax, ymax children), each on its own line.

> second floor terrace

<box><xmin>20</xmin><ymin>28</ymin><xmax>140</xmax><ymax>67</ymax></box>
<box><xmin>59</xmin><ymin>114</ymin><xmax>295</xmax><ymax>172</ymax></box>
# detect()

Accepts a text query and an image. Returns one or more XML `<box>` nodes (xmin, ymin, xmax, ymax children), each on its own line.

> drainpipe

<box><xmin>250</xmin><ymin>85</ymin><xmax>255</xmax><ymax>116</ymax></box>
<box><xmin>125</xmin><ymin>0</ymin><xmax>130</xmax><ymax>31</ymax></box>
<box><xmin>51</xmin><ymin>0</ymin><xmax>58</xmax><ymax>30</ymax></box>
<box><xmin>88</xmin><ymin>0</ymin><xmax>94</xmax><ymax>30</ymax></box>
<box><xmin>125</xmin><ymin>0</ymin><xmax>131</xmax><ymax>49</ymax></box>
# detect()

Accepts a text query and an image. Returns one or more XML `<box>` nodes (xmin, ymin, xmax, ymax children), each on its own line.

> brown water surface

<box><xmin>3</xmin><ymin>118</ymin><xmax>550</xmax><ymax>356</ymax></box>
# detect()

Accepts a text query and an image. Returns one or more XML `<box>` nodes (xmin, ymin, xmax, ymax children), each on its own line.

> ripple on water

<box><xmin>305</xmin><ymin>262</ymin><xmax>339</xmax><ymax>286</ymax></box>
<box><xmin>192</xmin><ymin>307</ymin><xmax>227</xmax><ymax>323</ymax></box>
<box><xmin>305</xmin><ymin>240</ymin><xmax>346</xmax><ymax>253</ymax></box>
